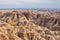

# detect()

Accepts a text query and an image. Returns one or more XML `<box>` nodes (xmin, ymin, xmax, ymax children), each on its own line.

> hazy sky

<box><xmin>0</xmin><ymin>0</ymin><xmax>60</xmax><ymax>8</ymax></box>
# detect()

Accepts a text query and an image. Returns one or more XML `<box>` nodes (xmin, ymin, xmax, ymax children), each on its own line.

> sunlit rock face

<box><xmin>0</xmin><ymin>10</ymin><xmax>60</xmax><ymax>30</ymax></box>
<box><xmin>0</xmin><ymin>10</ymin><xmax>60</xmax><ymax>40</ymax></box>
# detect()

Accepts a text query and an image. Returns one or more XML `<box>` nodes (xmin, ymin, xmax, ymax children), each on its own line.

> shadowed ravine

<box><xmin>0</xmin><ymin>10</ymin><xmax>60</xmax><ymax>40</ymax></box>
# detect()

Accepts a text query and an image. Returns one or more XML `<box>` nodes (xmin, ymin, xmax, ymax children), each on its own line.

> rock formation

<box><xmin>0</xmin><ymin>10</ymin><xmax>60</xmax><ymax>40</ymax></box>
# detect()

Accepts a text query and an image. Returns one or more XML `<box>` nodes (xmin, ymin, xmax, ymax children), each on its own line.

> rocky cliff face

<box><xmin>0</xmin><ymin>10</ymin><xmax>60</xmax><ymax>40</ymax></box>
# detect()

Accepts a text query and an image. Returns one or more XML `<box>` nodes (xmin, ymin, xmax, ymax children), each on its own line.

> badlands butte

<box><xmin>0</xmin><ymin>10</ymin><xmax>60</xmax><ymax>40</ymax></box>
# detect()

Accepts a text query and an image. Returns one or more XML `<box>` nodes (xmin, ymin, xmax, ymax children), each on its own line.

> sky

<box><xmin>0</xmin><ymin>0</ymin><xmax>60</xmax><ymax>8</ymax></box>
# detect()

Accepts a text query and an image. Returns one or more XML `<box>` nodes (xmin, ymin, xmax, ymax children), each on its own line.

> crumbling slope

<box><xmin>0</xmin><ymin>10</ymin><xmax>60</xmax><ymax>40</ymax></box>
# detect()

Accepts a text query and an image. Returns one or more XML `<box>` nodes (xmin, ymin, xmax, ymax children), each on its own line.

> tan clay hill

<box><xmin>0</xmin><ymin>10</ymin><xmax>60</xmax><ymax>40</ymax></box>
